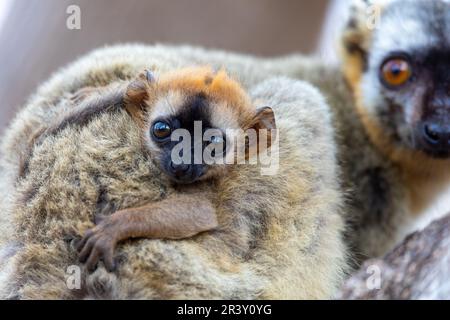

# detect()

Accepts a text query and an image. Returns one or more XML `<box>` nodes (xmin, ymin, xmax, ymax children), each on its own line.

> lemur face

<box><xmin>344</xmin><ymin>0</ymin><xmax>450</xmax><ymax>158</ymax></box>
<box><xmin>125</xmin><ymin>67</ymin><xmax>276</xmax><ymax>185</ymax></box>
<box><xmin>148</xmin><ymin>91</ymin><xmax>234</xmax><ymax>184</ymax></box>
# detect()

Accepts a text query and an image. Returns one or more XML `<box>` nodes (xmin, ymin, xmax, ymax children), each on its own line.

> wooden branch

<box><xmin>337</xmin><ymin>214</ymin><xmax>450</xmax><ymax>299</ymax></box>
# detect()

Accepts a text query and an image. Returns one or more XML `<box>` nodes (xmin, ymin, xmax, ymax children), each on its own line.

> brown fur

<box><xmin>77</xmin><ymin>191</ymin><xmax>219</xmax><ymax>272</ymax></box>
<box><xmin>0</xmin><ymin>52</ymin><xmax>347</xmax><ymax>299</ymax></box>
<box><xmin>72</xmin><ymin>67</ymin><xmax>275</xmax><ymax>272</ymax></box>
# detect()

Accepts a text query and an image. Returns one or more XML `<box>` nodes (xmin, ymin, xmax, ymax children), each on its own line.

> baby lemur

<box><xmin>58</xmin><ymin>68</ymin><xmax>274</xmax><ymax>271</ymax></box>
<box><xmin>22</xmin><ymin>67</ymin><xmax>276</xmax><ymax>272</ymax></box>
<box><xmin>0</xmin><ymin>64</ymin><xmax>345</xmax><ymax>299</ymax></box>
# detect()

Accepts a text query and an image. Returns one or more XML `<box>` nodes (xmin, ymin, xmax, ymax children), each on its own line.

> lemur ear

<box><xmin>250</xmin><ymin>107</ymin><xmax>276</xmax><ymax>132</ymax></box>
<box><xmin>343</xmin><ymin>1</ymin><xmax>372</xmax><ymax>56</ymax></box>
<box><xmin>246</xmin><ymin>106</ymin><xmax>277</xmax><ymax>157</ymax></box>
<box><xmin>124</xmin><ymin>70</ymin><xmax>156</xmax><ymax>124</ymax></box>
<box><xmin>344</xmin><ymin>0</ymin><xmax>392</xmax><ymax>50</ymax></box>
<box><xmin>125</xmin><ymin>69</ymin><xmax>156</xmax><ymax>106</ymax></box>
<box><xmin>341</xmin><ymin>0</ymin><xmax>388</xmax><ymax>87</ymax></box>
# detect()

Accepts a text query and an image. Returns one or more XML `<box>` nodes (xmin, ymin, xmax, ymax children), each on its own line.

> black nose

<box><xmin>422</xmin><ymin>122</ymin><xmax>450</xmax><ymax>147</ymax></box>
<box><xmin>170</xmin><ymin>162</ymin><xmax>190</xmax><ymax>177</ymax></box>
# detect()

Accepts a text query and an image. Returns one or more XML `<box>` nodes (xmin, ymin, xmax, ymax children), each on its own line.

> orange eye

<box><xmin>381</xmin><ymin>58</ymin><xmax>412</xmax><ymax>87</ymax></box>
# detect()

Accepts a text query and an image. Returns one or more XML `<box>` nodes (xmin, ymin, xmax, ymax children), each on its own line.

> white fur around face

<box><xmin>369</xmin><ymin>1</ymin><xmax>442</xmax><ymax>69</ymax></box>
<box><xmin>359</xmin><ymin>0</ymin><xmax>450</xmax><ymax>141</ymax></box>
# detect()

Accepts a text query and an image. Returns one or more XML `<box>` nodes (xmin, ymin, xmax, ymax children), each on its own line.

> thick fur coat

<box><xmin>0</xmin><ymin>46</ymin><xmax>347</xmax><ymax>298</ymax></box>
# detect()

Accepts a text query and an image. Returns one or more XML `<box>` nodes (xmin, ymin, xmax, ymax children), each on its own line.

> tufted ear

<box><xmin>245</xmin><ymin>106</ymin><xmax>277</xmax><ymax>158</ymax></box>
<box><xmin>340</xmin><ymin>0</ymin><xmax>391</xmax><ymax>89</ymax></box>
<box><xmin>342</xmin><ymin>0</ymin><xmax>393</xmax><ymax>55</ymax></box>
<box><xmin>248</xmin><ymin>106</ymin><xmax>276</xmax><ymax>132</ymax></box>
<box><xmin>125</xmin><ymin>69</ymin><xmax>156</xmax><ymax>106</ymax></box>
<box><xmin>124</xmin><ymin>70</ymin><xmax>156</xmax><ymax>122</ymax></box>
<box><xmin>343</xmin><ymin>1</ymin><xmax>372</xmax><ymax>58</ymax></box>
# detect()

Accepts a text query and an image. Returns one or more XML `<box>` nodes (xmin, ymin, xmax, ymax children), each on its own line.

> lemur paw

<box><xmin>77</xmin><ymin>218</ymin><xmax>119</xmax><ymax>272</ymax></box>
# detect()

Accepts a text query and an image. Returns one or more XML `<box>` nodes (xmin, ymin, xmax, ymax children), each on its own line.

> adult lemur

<box><xmin>290</xmin><ymin>0</ymin><xmax>450</xmax><ymax>259</ymax></box>
<box><xmin>247</xmin><ymin>0</ymin><xmax>448</xmax><ymax>259</ymax></box>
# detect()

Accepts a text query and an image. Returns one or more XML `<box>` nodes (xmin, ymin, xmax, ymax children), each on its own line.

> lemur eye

<box><xmin>152</xmin><ymin>121</ymin><xmax>172</xmax><ymax>140</ymax></box>
<box><xmin>381</xmin><ymin>58</ymin><xmax>412</xmax><ymax>88</ymax></box>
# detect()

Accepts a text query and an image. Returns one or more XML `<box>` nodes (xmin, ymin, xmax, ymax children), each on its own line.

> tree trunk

<box><xmin>337</xmin><ymin>214</ymin><xmax>450</xmax><ymax>299</ymax></box>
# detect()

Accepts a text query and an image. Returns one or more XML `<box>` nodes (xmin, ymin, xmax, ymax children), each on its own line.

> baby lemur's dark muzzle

<box><xmin>167</xmin><ymin>161</ymin><xmax>205</xmax><ymax>184</ymax></box>
<box><xmin>170</xmin><ymin>162</ymin><xmax>190</xmax><ymax>177</ymax></box>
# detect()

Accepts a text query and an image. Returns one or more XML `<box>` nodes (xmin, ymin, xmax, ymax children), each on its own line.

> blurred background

<box><xmin>0</xmin><ymin>0</ymin><xmax>349</xmax><ymax>134</ymax></box>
